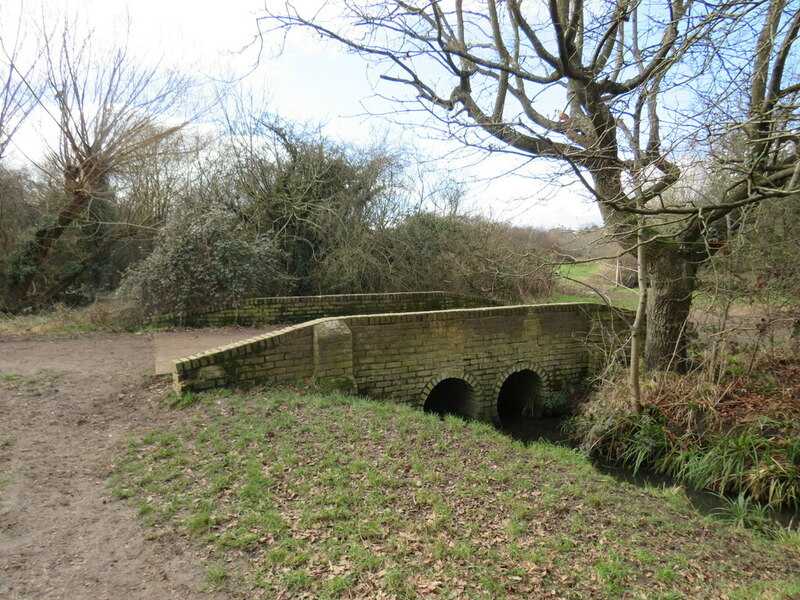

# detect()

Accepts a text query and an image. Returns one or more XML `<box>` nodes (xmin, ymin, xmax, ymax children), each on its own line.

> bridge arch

<box><xmin>420</xmin><ymin>369</ymin><xmax>481</xmax><ymax>419</ymax></box>
<box><xmin>492</xmin><ymin>362</ymin><xmax>550</xmax><ymax>422</ymax></box>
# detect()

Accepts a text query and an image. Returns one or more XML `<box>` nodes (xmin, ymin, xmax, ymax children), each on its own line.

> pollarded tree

<box><xmin>3</xmin><ymin>27</ymin><xmax>191</xmax><ymax>310</ymax></box>
<box><xmin>264</xmin><ymin>0</ymin><xmax>800</xmax><ymax>372</ymax></box>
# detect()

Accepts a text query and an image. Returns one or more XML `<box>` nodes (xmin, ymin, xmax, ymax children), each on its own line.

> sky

<box><xmin>4</xmin><ymin>0</ymin><xmax>603</xmax><ymax>229</ymax></box>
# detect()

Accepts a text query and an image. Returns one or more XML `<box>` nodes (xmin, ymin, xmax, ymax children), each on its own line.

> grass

<box><xmin>542</xmin><ymin>260</ymin><xmax>640</xmax><ymax>311</ymax></box>
<box><xmin>111</xmin><ymin>387</ymin><xmax>800</xmax><ymax>599</ymax></box>
<box><xmin>710</xmin><ymin>493</ymin><xmax>773</xmax><ymax>532</ymax></box>
<box><xmin>573</xmin><ymin>408</ymin><xmax>800</xmax><ymax>509</ymax></box>
<box><xmin>559</xmin><ymin>262</ymin><xmax>602</xmax><ymax>281</ymax></box>
<box><xmin>569</xmin><ymin>360</ymin><xmax>800</xmax><ymax>510</ymax></box>
<box><xmin>0</xmin><ymin>301</ymin><xmax>139</xmax><ymax>337</ymax></box>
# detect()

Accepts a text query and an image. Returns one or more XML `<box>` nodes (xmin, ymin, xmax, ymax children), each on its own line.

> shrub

<box><xmin>568</xmin><ymin>369</ymin><xmax>800</xmax><ymax>509</ymax></box>
<box><xmin>313</xmin><ymin>212</ymin><xmax>555</xmax><ymax>302</ymax></box>
<box><xmin>117</xmin><ymin>207</ymin><xmax>288</xmax><ymax>322</ymax></box>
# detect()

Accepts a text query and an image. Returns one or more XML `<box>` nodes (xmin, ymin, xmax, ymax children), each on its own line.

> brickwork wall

<box><xmin>172</xmin><ymin>324</ymin><xmax>316</xmax><ymax>391</ymax></box>
<box><xmin>153</xmin><ymin>291</ymin><xmax>498</xmax><ymax>327</ymax></box>
<box><xmin>173</xmin><ymin>302</ymin><xmax>631</xmax><ymax>421</ymax></box>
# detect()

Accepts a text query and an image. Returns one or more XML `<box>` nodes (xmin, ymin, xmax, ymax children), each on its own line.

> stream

<box><xmin>498</xmin><ymin>415</ymin><xmax>799</xmax><ymax>530</ymax></box>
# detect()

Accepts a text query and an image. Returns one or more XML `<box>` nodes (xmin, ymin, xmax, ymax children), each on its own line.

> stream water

<box><xmin>497</xmin><ymin>415</ymin><xmax>799</xmax><ymax>529</ymax></box>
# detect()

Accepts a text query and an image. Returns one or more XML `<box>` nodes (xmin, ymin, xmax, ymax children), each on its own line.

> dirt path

<box><xmin>0</xmin><ymin>327</ymin><xmax>276</xmax><ymax>599</ymax></box>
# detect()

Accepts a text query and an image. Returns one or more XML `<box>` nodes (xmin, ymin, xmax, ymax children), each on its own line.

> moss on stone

<box><xmin>315</xmin><ymin>376</ymin><xmax>356</xmax><ymax>395</ymax></box>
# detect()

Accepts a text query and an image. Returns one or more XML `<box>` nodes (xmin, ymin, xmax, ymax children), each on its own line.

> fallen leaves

<box><xmin>115</xmin><ymin>388</ymin><xmax>800</xmax><ymax>599</ymax></box>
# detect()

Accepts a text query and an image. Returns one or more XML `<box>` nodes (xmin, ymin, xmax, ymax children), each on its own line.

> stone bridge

<box><xmin>172</xmin><ymin>302</ymin><xmax>630</xmax><ymax>422</ymax></box>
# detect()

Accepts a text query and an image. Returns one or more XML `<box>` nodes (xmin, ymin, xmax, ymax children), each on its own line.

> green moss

<box><xmin>314</xmin><ymin>376</ymin><xmax>356</xmax><ymax>394</ymax></box>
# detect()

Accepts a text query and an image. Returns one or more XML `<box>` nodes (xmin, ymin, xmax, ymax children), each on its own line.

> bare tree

<box><xmin>3</xmin><ymin>27</ymin><xmax>192</xmax><ymax>310</ymax></box>
<box><xmin>263</xmin><ymin>0</ymin><xmax>800</xmax><ymax>374</ymax></box>
<box><xmin>0</xmin><ymin>1</ymin><xmax>38</xmax><ymax>161</ymax></box>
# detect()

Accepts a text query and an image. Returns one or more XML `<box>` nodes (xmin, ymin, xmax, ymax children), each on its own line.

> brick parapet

<box><xmin>154</xmin><ymin>291</ymin><xmax>500</xmax><ymax>328</ymax></box>
<box><xmin>172</xmin><ymin>301</ymin><xmax>632</xmax><ymax>421</ymax></box>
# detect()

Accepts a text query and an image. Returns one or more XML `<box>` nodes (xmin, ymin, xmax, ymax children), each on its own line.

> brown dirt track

<box><xmin>0</xmin><ymin>328</ymin><xmax>273</xmax><ymax>599</ymax></box>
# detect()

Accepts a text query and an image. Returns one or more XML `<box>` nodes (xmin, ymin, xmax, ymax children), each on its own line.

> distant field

<box><xmin>544</xmin><ymin>261</ymin><xmax>639</xmax><ymax>311</ymax></box>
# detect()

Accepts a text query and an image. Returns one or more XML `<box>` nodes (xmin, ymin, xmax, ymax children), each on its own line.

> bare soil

<box><xmin>0</xmin><ymin>327</ymin><xmax>276</xmax><ymax>600</ymax></box>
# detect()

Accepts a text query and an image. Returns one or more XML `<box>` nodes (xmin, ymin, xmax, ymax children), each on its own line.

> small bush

<box><xmin>117</xmin><ymin>208</ymin><xmax>288</xmax><ymax>322</ymax></box>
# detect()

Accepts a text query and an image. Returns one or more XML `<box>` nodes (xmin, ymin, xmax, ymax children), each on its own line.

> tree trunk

<box><xmin>644</xmin><ymin>245</ymin><xmax>698</xmax><ymax>372</ymax></box>
<box><xmin>30</xmin><ymin>229</ymin><xmax>134</xmax><ymax>307</ymax></box>
<box><xmin>6</xmin><ymin>180</ymin><xmax>92</xmax><ymax>310</ymax></box>
<box><xmin>590</xmin><ymin>166</ymin><xmax>699</xmax><ymax>375</ymax></box>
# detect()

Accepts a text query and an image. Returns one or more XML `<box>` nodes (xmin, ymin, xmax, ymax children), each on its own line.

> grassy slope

<box><xmin>113</xmin><ymin>389</ymin><xmax>799</xmax><ymax>600</ymax></box>
<box><xmin>543</xmin><ymin>262</ymin><xmax>639</xmax><ymax>311</ymax></box>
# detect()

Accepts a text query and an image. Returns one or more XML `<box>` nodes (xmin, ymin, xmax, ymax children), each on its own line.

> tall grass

<box><xmin>570</xmin><ymin>389</ymin><xmax>800</xmax><ymax>509</ymax></box>
<box><xmin>668</xmin><ymin>427</ymin><xmax>800</xmax><ymax>507</ymax></box>
<box><xmin>0</xmin><ymin>301</ymin><xmax>140</xmax><ymax>336</ymax></box>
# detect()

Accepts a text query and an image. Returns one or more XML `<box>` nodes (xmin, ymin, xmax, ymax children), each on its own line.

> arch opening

<box><xmin>497</xmin><ymin>369</ymin><xmax>542</xmax><ymax>421</ymax></box>
<box><xmin>424</xmin><ymin>378</ymin><xmax>474</xmax><ymax>418</ymax></box>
